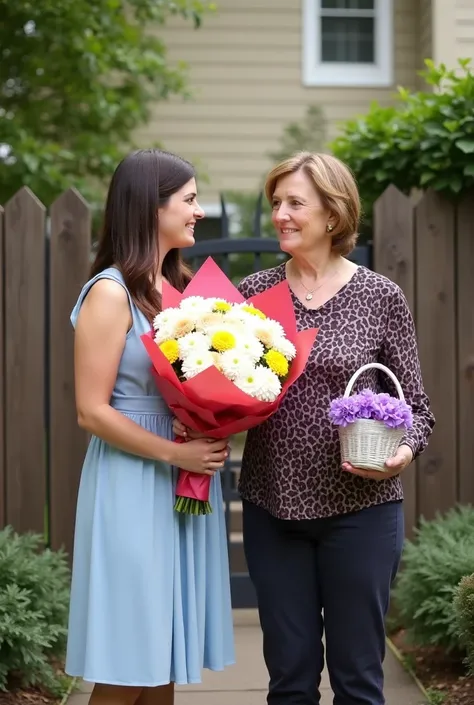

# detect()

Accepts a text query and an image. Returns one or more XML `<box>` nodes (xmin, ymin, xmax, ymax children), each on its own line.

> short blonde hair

<box><xmin>264</xmin><ymin>152</ymin><xmax>360</xmax><ymax>256</ymax></box>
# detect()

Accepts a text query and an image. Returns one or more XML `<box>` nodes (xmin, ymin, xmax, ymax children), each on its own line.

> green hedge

<box><xmin>0</xmin><ymin>527</ymin><xmax>71</xmax><ymax>695</ymax></box>
<box><xmin>392</xmin><ymin>505</ymin><xmax>474</xmax><ymax>653</ymax></box>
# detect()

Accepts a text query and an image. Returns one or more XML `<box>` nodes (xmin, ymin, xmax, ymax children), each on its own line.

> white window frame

<box><xmin>302</xmin><ymin>0</ymin><xmax>394</xmax><ymax>87</ymax></box>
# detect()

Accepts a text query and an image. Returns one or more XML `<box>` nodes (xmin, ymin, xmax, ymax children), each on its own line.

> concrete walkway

<box><xmin>69</xmin><ymin>611</ymin><xmax>426</xmax><ymax>705</ymax></box>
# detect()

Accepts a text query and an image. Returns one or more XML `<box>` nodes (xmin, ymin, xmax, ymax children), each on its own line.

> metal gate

<box><xmin>183</xmin><ymin>195</ymin><xmax>372</xmax><ymax>608</ymax></box>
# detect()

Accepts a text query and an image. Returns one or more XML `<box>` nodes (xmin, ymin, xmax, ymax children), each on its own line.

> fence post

<box><xmin>4</xmin><ymin>188</ymin><xmax>47</xmax><ymax>534</ymax></box>
<box><xmin>415</xmin><ymin>189</ymin><xmax>457</xmax><ymax>519</ymax></box>
<box><xmin>49</xmin><ymin>189</ymin><xmax>91</xmax><ymax>557</ymax></box>
<box><xmin>456</xmin><ymin>191</ymin><xmax>474</xmax><ymax>505</ymax></box>
<box><xmin>373</xmin><ymin>185</ymin><xmax>417</xmax><ymax>537</ymax></box>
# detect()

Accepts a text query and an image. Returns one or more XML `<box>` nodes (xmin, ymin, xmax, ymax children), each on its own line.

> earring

<box><xmin>326</xmin><ymin>223</ymin><xmax>334</xmax><ymax>232</ymax></box>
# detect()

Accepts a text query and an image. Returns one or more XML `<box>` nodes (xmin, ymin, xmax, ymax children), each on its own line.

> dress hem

<box><xmin>66</xmin><ymin>661</ymin><xmax>236</xmax><ymax>687</ymax></box>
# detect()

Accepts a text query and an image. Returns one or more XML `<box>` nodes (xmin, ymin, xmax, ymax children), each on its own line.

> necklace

<box><xmin>298</xmin><ymin>268</ymin><xmax>339</xmax><ymax>301</ymax></box>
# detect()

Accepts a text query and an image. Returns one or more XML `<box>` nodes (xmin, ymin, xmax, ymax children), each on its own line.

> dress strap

<box><xmin>70</xmin><ymin>267</ymin><xmax>137</xmax><ymax>333</ymax></box>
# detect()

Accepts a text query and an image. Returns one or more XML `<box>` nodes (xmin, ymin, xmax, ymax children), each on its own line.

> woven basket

<box><xmin>338</xmin><ymin>363</ymin><xmax>405</xmax><ymax>472</ymax></box>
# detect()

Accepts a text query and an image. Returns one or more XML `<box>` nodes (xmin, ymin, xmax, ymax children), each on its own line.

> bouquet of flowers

<box><xmin>141</xmin><ymin>257</ymin><xmax>318</xmax><ymax>514</ymax></box>
<box><xmin>154</xmin><ymin>299</ymin><xmax>296</xmax><ymax>402</ymax></box>
<box><xmin>329</xmin><ymin>362</ymin><xmax>413</xmax><ymax>472</ymax></box>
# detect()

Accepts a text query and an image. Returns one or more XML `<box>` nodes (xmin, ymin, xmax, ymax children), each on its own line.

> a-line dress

<box><xmin>65</xmin><ymin>267</ymin><xmax>235</xmax><ymax>686</ymax></box>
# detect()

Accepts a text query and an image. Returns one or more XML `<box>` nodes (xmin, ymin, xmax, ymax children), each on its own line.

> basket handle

<box><xmin>343</xmin><ymin>363</ymin><xmax>405</xmax><ymax>402</ymax></box>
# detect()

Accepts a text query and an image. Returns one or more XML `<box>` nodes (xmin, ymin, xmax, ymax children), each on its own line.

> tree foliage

<box><xmin>0</xmin><ymin>0</ymin><xmax>212</xmax><ymax>205</ymax></box>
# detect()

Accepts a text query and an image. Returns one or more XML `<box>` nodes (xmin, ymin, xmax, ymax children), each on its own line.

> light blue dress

<box><xmin>65</xmin><ymin>267</ymin><xmax>234</xmax><ymax>686</ymax></box>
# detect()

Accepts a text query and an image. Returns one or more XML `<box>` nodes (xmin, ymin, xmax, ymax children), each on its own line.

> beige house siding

<box><xmin>136</xmin><ymin>0</ymin><xmax>420</xmax><ymax>205</ymax></box>
<box><xmin>431</xmin><ymin>0</ymin><xmax>474</xmax><ymax>68</ymax></box>
<box><xmin>455</xmin><ymin>0</ymin><xmax>474</xmax><ymax>62</ymax></box>
<box><xmin>417</xmin><ymin>0</ymin><xmax>433</xmax><ymax>87</ymax></box>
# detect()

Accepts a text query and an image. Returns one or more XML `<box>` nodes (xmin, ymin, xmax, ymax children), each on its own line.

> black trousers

<box><xmin>242</xmin><ymin>499</ymin><xmax>404</xmax><ymax>705</ymax></box>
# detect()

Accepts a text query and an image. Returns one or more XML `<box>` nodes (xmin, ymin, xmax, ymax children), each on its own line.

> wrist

<box><xmin>159</xmin><ymin>439</ymin><xmax>180</xmax><ymax>466</ymax></box>
<box><xmin>399</xmin><ymin>443</ymin><xmax>414</xmax><ymax>464</ymax></box>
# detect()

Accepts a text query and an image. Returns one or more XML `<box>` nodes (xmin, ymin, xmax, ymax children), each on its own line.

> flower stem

<box><xmin>174</xmin><ymin>497</ymin><xmax>212</xmax><ymax>515</ymax></box>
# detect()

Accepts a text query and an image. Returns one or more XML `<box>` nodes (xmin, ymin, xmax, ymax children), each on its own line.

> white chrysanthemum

<box><xmin>258</xmin><ymin>317</ymin><xmax>285</xmax><ymax>338</ymax></box>
<box><xmin>181</xmin><ymin>349</ymin><xmax>215</xmax><ymax>379</ymax></box>
<box><xmin>154</xmin><ymin>323</ymin><xmax>181</xmax><ymax>345</ymax></box>
<box><xmin>229</xmin><ymin>304</ymin><xmax>259</xmax><ymax>326</ymax></box>
<box><xmin>178</xmin><ymin>331</ymin><xmax>211</xmax><ymax>357</ymax></box>
<box><xmin>253</xmin><ymin>318</ymin><xmax>287</xmax><ymax>349</ymax></box>
<box><xmin>194</xmin><ymin>311</ymin><xmax>226</xmax><ymax>333</ymax></box>
<box><xmin>153</xmin><ymin>307</ymin><xmax>181</xmax><ymax>335</ymax></box>
<box><xmin>179</xmin><ymin>296</ymin><xmax>216</xmax><ymax>313</ymax></box>
<box><xmin>234</xmin><ymin>364</ymin><xmax>281</xmax><ymax>402</ymax></box>
<box><xmin>153</xmin><ymin>307</ymin><xmax>196</xmax><ymax>343</ymax></box>
<box><xmin>220</xmin><ymin>349</ymin><xmax>256</xmax><ymax>381</ymax></box>
<box><xmin>253</xmin><ymin>365</ymin><xmax>282</xmax><ymax>402</ymax></box>
<box><xmin>270</xmin><ymin>336</ymin><xmax>297</xmax><ymax>360</ymax></box>
<box><xmin>234</xmin><ymin>336</ymin><xmax>265</xmax><ymax>364</ymax></box>
<box><xmin>218</xmin><ymin>314</ymin><xmax>247</xmax><ymax>334</ymax></box>
<box><xmin>233</xmin><ymin>367</ymin><xmax>259</xmax><ymax>397</ymax></box>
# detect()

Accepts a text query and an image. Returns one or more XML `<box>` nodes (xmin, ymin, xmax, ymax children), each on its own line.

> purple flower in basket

<box><xmin>329</xmin><ymin>397</ymin><xmax>360</xmax><ymax>427</ymax></box>
<box><xmin>356</xmin><ymin>389</ymin><xmax>377</xmax><ymax>419</ymax></box>
<box><xmin>329</xmin><ymin>387</ymin><xmax>413</xmax><ymax>430</ymax></box>
<box><xmin>373</xmin><ymin>395</ymin><xmax>413</xmax><ymax>429</ymax></box>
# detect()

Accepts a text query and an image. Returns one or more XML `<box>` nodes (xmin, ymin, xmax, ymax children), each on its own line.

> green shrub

<box><xmin>454</xmin><ymin>573</ymin><xmax>474</xmax><ymax>673</ymax></box>
<box><xmin>0</xmin><ymin>527</ymin><xmax>71</xmax><ymax>695</ymax></box>
<box><xmin>330</xmin><ymin>58</ymin><xmax>474</xmax><ymax>226</ymax></box>
<box><xmin>392</xmin><ymin>505</ymin><xmax>474</xmax><ymax>652</ymax></box>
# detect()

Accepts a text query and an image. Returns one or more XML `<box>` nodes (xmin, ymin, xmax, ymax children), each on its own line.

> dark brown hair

<box><xmin>265</xmin><ymin>152</ymin><xmax>360</xmax><ymax>256</ymax></box>
<box><xmin>91</xmin><ymin>149</ymin><xmax>194</xmax><ymax>321</ymax></box>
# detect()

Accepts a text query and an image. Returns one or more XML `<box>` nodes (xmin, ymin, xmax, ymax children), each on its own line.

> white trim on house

<box><xmin>302</xmin><ymin>0</ymin><xmax>394</xmax><ymax>87</ymax></box>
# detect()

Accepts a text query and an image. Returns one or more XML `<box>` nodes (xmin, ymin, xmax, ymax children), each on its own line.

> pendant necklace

<box><xmin>299</xmin><ymin>268</ymin><xmax>339</xmax><ymax>302</ymax></box>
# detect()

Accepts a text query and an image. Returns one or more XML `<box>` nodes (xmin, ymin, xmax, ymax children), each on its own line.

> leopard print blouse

<box><xmin>237</xmin><ymin>264</ymin><xmax>435</xmax><ymax>520</ymax></box>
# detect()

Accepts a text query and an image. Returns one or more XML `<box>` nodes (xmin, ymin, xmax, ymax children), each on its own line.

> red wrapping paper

<box><xmin>141</xmin><ymin>257</ymin><xmax>318</xmax><ymax>507</ymax></box>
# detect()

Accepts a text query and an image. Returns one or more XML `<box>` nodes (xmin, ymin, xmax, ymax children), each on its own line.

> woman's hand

<box><xmin>342</xmin><ymin>444</ymin><xmax>413</xmax><ymax>481</ymax></box>
<box><xmin>172</xmin><ymin>418</ymin><xmax>204</xmax><ymax>440</ymax></box>
<box><xmin>173</xmin><ymin>437</ymin><xmax>229</xmax><ymax>476</ymax></box>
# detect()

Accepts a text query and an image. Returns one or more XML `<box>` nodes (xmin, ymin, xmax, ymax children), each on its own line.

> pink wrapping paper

<box><xmin>141</xmin><ymin>257</ymin><xmax>318</xmax><ymax>505</ymax></box>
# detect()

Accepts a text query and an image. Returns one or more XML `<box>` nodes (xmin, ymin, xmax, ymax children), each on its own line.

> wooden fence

<box><xmin>374</xmin><ymin>185</ymin><xmax>474</xmax><ymax>536</ymax></box>
<box><xmin>0</xmin><ymin>184</ymin><xmax>472</xmax><ymax>559</ymax></box>
<box><xmin>0</xmin><ymin>187</ymin><xmax>90</xmax><ymax>558</ymax></box>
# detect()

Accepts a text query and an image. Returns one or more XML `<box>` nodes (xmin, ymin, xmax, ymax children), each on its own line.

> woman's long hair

<box><xmin>91</xmin><ymin>149</ymin><xmax>194</xmax><ymax>321</ymax></box>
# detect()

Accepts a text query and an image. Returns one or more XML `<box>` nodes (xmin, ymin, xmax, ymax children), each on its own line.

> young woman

<box><xmin>65</xmin><ymin>149</ymin><xmax>234</xmax><ymax>705</ymax></box>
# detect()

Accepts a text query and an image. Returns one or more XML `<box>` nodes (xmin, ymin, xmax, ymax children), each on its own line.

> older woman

<box><xmin>176</xmin><ymin>152</ymin><xmax>434</xmax><ymax>705</ymax></box>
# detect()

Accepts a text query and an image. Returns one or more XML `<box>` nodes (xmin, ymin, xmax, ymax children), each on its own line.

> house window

<box><xmin>302</xmin><ymin>0</ymin><xmax>393</xmax><ymax>87</ymax></box>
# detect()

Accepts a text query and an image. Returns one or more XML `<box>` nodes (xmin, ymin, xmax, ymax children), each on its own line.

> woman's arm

<box><xmin>343</xmin><ymin>284</ymin><xmax>435</xmax><ymax>481</ymax></box>
<box><xmin>74</xmin><ymin>279</ymin><xmax>228</xmax><ymax>474</ymax></box>
<box><xmin>379</xmin><ymin>286</ymin><xmax>435</xmax><ymax>459</ymax></box>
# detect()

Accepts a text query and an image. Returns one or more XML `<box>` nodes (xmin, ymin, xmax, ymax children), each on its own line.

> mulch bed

<box><xmin>0</xmin><ymin>671</ymin><xmax>72</xmax><ymax>705</ymax></box>
<box><xmin>0</xmin><ymin>687</ymin><xmax>59</xmax><ymax>705</ymax></box>
<box><xmin>391</xmin><ymin>629</ymin><xmax>474</xmax><ymax>704</ymax></box>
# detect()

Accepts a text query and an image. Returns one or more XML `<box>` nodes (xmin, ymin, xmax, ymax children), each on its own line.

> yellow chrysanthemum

<box><xmin>241</xmin><ymin>305</ymin><xmax>266</xmax><ymax>319</ymax></box>
<box><xmin>159</xmin><ymin>339</ymin><xmax>179</xmax><ymax>364</ymax></box>
<box><xmin>264</xmin><ymin>349</ymin><xmax>289</xmax><ymax>377</ymax></box>
<box><xmin>213</xmin><ymin>300</ymin><xmax>232</xmax><ymax>313</ymax></box>
<box><xmin>211</xmin><ymin>330</ymin><xmax>236</xmax><ymax>352</ymax></box>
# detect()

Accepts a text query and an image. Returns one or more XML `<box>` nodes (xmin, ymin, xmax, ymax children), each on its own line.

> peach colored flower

<box><xmin>174</xmin><ymin>317</ymin><xmax>195</xmax><ymax>338</ymax></box>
